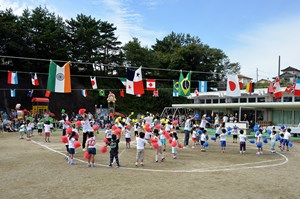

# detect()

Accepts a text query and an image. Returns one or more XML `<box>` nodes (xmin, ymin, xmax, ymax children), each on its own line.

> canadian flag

<box><xmin>226</xmin><ymin>74</ymin><xmax>241</xmax><ymax>97</ymax></box>
<box><xmin>146</xmin><ymin>79</ymin><xmax>156</xmax><ymax>91</ymax></box>
<box><xmin>273</xmin><ymin>77</ymin><xmax>282</xmax><ymax>99</ymax></box>
<box><xmin>90</xmin><ymin>76</ymin><xmax>97</xmax><ymax>89</ymax></box>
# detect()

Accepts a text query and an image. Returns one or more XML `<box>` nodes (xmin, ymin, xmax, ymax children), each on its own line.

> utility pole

<box><xmin>256</xmin><ymin>67</ymin><xmax>258</xmax><ymax>82</ymax></box>
<box><xmin>278</xmin><ymin>55</ymin><xmax>281</xmax><ymax>77</ymax></box>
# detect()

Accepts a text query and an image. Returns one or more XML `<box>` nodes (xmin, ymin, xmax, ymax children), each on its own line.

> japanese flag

<box><xmin>226</xmin><ymin>74</ymin><xmax>241</xmax><ymax>97</ymax></box>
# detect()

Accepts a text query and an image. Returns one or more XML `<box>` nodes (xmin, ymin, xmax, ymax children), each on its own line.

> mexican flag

<box><xmin>47</xmin><ymin>61</ymin><xmax>71</xmax><ymax>93</ymax></box>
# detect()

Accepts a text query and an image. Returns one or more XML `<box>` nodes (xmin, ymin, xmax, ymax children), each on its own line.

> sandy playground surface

<box><xmin>0</xmin><ymin>130</ymin><xmax>300</xmax><ymax>199</ymax></box>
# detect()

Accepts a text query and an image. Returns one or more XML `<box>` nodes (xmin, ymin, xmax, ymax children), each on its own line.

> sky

<box><xmin>1</xmin><ymin>0</ymin><xmax>300</xmax><ymax>81</ymax></box>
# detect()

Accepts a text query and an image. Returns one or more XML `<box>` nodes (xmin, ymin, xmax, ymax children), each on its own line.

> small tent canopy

<box><xmin>31</xmin><ymin>98</ymin><xmax>49</xmax><ymax>103</ymax></box>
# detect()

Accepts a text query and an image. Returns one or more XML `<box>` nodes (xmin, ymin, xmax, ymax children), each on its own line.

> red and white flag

<box><xmin>273</xmin><ymin>77</ymin><xmax>282</xmax><ymax>99</ymax></box>
<box><xmin>31</xmin><ymin>72</ymin><xmax>39</xmax><ymax>86</ymax></box>
<box><xmin>126</xmin><ymin>67</ymin><xmax>144</xmax><ymax>95</ymax></box>
<box><xmin>294</xmin><ymin>78</ymin><xmax>300</xmax><ymax>96</ymax></box>
<box><xmin>146</xmin><ymin>79</ymin><xmax>156</xmax><ymax>91</ymax></box>
<box><xmin>90</xmin><ymin>76</ymin><xmax>97</xmax><ymax>89</ymax></box>
<box><xmin>267</xmin><ymin>82</ymin><xmax>274</xmax><ymax>94</ymax></box>
<box><xmin>153</xmin><ymin>89</ymin><xmax>159</xmax><ymax>97</ymax></box>
<box><xmin>226</xmin><ymin>74</ymin><xmax>241</xmax><ymax>97</ymax></box>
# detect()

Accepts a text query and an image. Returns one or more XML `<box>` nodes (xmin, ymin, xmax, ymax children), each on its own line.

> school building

<box><xmin>163</xmin><ymin>88</ymin><xmax>300</xmax><ymax>127</ymax></box>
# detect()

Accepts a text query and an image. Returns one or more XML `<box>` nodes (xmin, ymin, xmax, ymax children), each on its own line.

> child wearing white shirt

<box><xmin>220</xmin><ymin>128</ymin><xmax>227</xmax><ymax>153</ymax></box>
<box><xmin>135</xmin><ymin>132</ymin><xmax>148</xmax><ymax>166</ymax></box>
<box><xmin>270</xmin><ymin>130</ymin><xmax>276</xmax><ymax>153</ymax></box>
<box><xmin>282</xmin><ymin>128</ymin><xmax>291</xmax><ymax>151</ymax></box>
<box><xmin>238</xmin><ymin>129</ymin><xmax>247</xmax><ymax>154</ymax></box>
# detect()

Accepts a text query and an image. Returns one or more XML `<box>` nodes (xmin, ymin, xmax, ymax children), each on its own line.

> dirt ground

<box><xmin>0</xmin><ymin>130</ymin><xmax>299</xmax><ymax>199</ymax></box>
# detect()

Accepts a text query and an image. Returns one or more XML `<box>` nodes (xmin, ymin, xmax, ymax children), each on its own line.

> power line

<box><xmin>0</xmin><ymin>55</ymin><xmax>221</xmax><ymax>75</ymax></box>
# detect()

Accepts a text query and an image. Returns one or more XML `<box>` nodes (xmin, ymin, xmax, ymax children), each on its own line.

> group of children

<box><xmin>19</xmin><ymin>111</ymin><xmax>294</xmax><ymax>168</ymax></box>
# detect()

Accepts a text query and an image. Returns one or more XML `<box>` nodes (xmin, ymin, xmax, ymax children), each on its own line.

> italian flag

<box><xmin>47</xmin><ymin>60</ymin><xmax>71</xmax><ymax>93</ymax></box>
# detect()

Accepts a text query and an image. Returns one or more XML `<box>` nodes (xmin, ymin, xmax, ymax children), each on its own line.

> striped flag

<box><xmin>10</xmin><ymin>89</ymin><xmax>16</xmax><ymax>97</ymax></box>
<box><xmin>246</xmin><ymin>82</ymin><xmax>255</xmax><ymax>93</ymax></box>
<box><xmin>198</xmin><ymin>81</ymin><xmax>207</xmax><ymax>92</ymax></box>
<box><xmin>118</xmin><ymin>77</ymin><xmax>126</xmax><ymax>87</ymax></box>
<box><xmin>47</xmin><ymin>61</ymin><xmax>71</xmax><ymax>93</ymax></box>
<box><xmin>81</xmin><ymin>89</ymin><xmax>87</xmax><ymax>97</ymax></box>
<box><xmin>31</xmin><ymin>72</ymin><xmax>39</xmax><ymax>86</ymax></box>
<box><xmin>7</xmin><ymin>71</ymin><xmax>18</xmax><ymax>84</ymax></box>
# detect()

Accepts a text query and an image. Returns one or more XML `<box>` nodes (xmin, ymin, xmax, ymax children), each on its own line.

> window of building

<box><xmin>220</xmin><ymin>99</ymin><xmax>226</xmax><ymax>103</ymax></box>
<box><xmin>232</xmin><ymin>98</ymin><xmax>238</xmax><ymax>103</ymax></box>
<box><xmin>206</xmin><ymin>99</ymin><xmax>211</xmax><ymax>104</ymax></box>
<box><xmin>213</xmin><ymin>99</ymin><xmax>218</xmax><ymax>104</ymax></box>
<box><xmin>295</xmin><ymin>97</ymin><xmax>300</xmax><ymax>102</ymax></box>
<box><xmin>199</xmin><ymin>99</ymin><xmax>205</xmax><ymax>104</ymax></box>
<box><xmin>257</xmin><ymin>97</ymin><xmax>265</xmax><ymax>102</ymax></box>
<box><xmin>248</xmin><ymin>98</ymin><xmax>256</xmax><ymax>103</ymax></box>
<box><xmin>240</xmin><ymin>98</ymin><xmax>247</xmax><ymax>103</ymax></box>
<box><xmin>283</xmin><ymin>97</ymin><xmax>293</xmax><ymax>102</ymax></box>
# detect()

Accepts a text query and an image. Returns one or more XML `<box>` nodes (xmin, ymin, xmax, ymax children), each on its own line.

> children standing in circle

<box><xmin>135</xmin><ymin>132</ymin><xmax>148</xmax><ymax>166</ymax></box>
<box><xmin>238</xmin><ymin>129</ymin><xmax>247</xmax><ymax>154</ymax></box>
<box><xmin>153</xmin><ymin>129</ymin><xmax>165</xmax><ymax>162</ymax></box>
<box><xmin>86</xmin><ymin>132</ymin><xmax>96</xmax><ymax>167</ymax></box>
<box><xmin>220</xmin><ymin>128</ymin><xmax>227</xmax><ymax>153</ymax></box>
<box><xmin>108</xmin><ymin>134</ymin><xmax>120</xmax><ymax>168</ymax></box>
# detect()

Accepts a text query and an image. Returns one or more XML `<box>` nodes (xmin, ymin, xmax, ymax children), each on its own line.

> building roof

<box><xmin>279</xmin><ymin>72</ymin><xmax>297</xmax><ymax>78</ymax></box>
<box><xmin>238</xmin><ymin>74</ymin><xmax>252</xmax><ymax>80</ymax></box>
<box><xmin>257</xmin><ymin>79</ymin><xmax>270</xmax><ymax>83</ymax></box>
<box><xmin>281</xmin><ymin>66</ymin><xmax>300</xmax><ymax>72</ymax></box>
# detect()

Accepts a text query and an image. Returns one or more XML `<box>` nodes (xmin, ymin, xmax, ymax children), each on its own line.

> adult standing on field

<box><xmin>184</xmin><ymin>116</ymin><xmax>194</xmax><ymax>147</ymax></box>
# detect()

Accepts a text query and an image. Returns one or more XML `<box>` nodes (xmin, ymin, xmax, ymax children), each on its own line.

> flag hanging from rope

<box><xmin>46</xmin><ymin>61</ymin><xmax>71</xmax><ymax>93</ymax></box>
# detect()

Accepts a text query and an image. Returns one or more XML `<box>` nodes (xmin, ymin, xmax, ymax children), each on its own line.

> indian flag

<box><xmin>47</xmin><ymin>60</ymin><xmax>71</xmax><ymax>93</ymax></box>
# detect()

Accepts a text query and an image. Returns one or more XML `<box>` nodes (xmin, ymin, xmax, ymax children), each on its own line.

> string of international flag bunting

<box><xmin>3</xmin><ymin>58</ymin><xmax>300</xmax><ymax>99</ymax></box>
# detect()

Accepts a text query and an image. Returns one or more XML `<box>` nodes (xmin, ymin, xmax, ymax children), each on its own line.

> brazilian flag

<box><xmin>173</xmin><ymin>80</ymin><xmax>179</xmax><ymax>97</ymax></box>
<box><xmin>99</xmin><ymin>89</ymin><xmax>106</xmax><ymax>97</ymax></box>
<box><xmin>178</xmin><ymin>72</ymin><xmax>191</xmax><ymax>96</ymax></box>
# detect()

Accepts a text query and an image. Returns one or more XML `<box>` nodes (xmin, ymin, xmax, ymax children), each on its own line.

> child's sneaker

<box><xmin>192</xmin><ymin>146</ymin><xmax>195</xmax><ymax>149</ymax></box>
<box><xmin>140</xmin><ymin>163</ymin><xmax>144</xmax><ymax>166</ymax></box>
<box><xmin>87</xmin><ymin>164</ymin><xmax>91</xmax><ymax>167</ymax></box>
<box><xmin>256</xmin><ymin>152</ymin><xmax>260</xmax><ymax>155</ymax></box>
<box><xmin>161</xmin><ymin>157</ymin><xmax>165</xmax><ymax>162</ymax></box>
<box><xmin>135</xmin><ymin>162</ymin><xmax>138</xmax><ymax>167</ymax></box>
<box><xmin>116</xmin><ymin>165</ymin><xmax>120</xmax><ymax>168</ymax></box>
<box><xmin>108</xmin><ymin>164</ymin><xmax>112</xmax><ymax>167</ymax></box>
<box><xmin>260</xmin><ymin>152</ymin><xmax>263</xmax><ymax>155</ymax></box>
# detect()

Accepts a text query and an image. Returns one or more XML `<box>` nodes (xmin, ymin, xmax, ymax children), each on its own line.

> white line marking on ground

<box><xmin>31</xmin><ymin>140</ymin><xmax>289</xmax><ymax>173</ymax></box>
